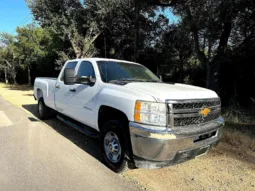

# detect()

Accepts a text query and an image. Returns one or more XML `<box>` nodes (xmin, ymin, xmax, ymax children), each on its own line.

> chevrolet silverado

<box><xmin>34</xmin><ymin>58</ymin><xmax>224</xmax><ymax>172</ymax></box>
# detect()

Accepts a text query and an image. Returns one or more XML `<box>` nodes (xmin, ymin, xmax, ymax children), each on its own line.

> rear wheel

<box><xmin>100</xmin><ymin>120</ymin><xmax>128</xmax><ymax>173</ymax></box>
<box><xmin>37</xmin><ymin>98</ymin><xmax>51</xmax><ymax>120</ymax></box>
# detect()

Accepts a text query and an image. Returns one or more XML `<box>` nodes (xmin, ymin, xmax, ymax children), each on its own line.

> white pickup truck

<box><xmin>34</xmin><ymin>58</ymin><xmax>224</xmax><ymax>172</ymax></box>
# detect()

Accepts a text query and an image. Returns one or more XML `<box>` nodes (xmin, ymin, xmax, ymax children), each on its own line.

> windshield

<box><xmin>97</xmin><ymin>61</ymin><xmax>161</xmax><ymax>83</ymax></box>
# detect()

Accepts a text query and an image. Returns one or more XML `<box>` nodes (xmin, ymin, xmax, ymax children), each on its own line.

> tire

<box><xmin>37</xmin><ymin>98</ymin><xmax>50</xmax><ymax>120</ymax></box>
<box><xmin>100</xmin><ymin>120</ymin><xmax>128</xmax><ymax>173</ymax></box>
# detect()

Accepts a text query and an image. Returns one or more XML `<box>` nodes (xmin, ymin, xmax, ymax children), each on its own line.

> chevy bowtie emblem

<box><xmin>200</xmin><ymin>108</ymin><xmax>211</xmax><ymax>117</ymax></box>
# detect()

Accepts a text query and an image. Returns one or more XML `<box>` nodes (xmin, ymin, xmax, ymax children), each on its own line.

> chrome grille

<box><xmin>172</xmin><ymin>99</ymin><xmax>221</xmax><ymax>110</ymax></box>
<box><xmin>167</xmin><ymin>98</ymin><xmax>221</xmax><ymax>128</ymax></box>
<box><xmin>174</xmin><ymin>111</ymin><xmax>220</xmax><ymax>127</ymax></box>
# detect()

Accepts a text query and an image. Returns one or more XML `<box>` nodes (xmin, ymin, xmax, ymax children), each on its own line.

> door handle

<box><xmin>69</xmin><ymin>88</ymin><xmax>76</xmax><ymax>92</ymax></box>
<box><xmin>56</xmin><ymin>85</ymin><xmax>60</xmax><ymax>89</ymax></box>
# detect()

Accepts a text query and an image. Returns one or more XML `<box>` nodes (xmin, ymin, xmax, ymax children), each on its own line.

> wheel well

<box><xmin>98</xmin><ymin>106</ymin><xmax>129</xmax><ymax>131</ymax></box>
<box><xmin>37</xmin><ymin>89</ymin><xmax>43</xmax><ymax>100</ymax></box>
<box><xmin>98</xmin><ymin>106</ymin><xmax>134</xmax><ymax>162</ymax></box>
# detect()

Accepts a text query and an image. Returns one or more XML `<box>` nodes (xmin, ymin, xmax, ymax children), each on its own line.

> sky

<box><xmin>0</xmin><ymin>0</ymin><xmax>32</xmax><ymax>34</ymax></box>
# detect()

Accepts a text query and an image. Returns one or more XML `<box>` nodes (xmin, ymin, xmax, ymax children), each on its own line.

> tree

<box><xmin>170</xmin><ymin>0</ymin><xmax>240</xmax><ymax>94</ymax></box>
<box><xmin>159</xmin><ymin>24</ymin><xmax>193</xmax><ymax>82</ymax></box>
<box><xmin>0</xmin><ymin>33</ymin><xmax>19</xmax><ymax>84</ymax></box>
<box><xmin>86</xmin><ymin>0</ymin><xmax>172</xmax><ymax>63</ymax></box>
<box><xmin>14</xmin><ymin>0</ymin><xmax>254</xmax><ymax>106</ymax></box>
<box><xmin>27</xmin><ymin>0</ymin><xmax>100</xmax><ymax>61</ymax></box>
<box><xmin>14</xmin><ymin>24</ymin><xmax>53</xmax><ymax>85</ymax></box>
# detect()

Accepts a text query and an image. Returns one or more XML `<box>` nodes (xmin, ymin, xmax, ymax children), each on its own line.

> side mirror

<box><xmin>76</xmin><ymin>76</ymin><xmax>96</xmax><ymax>85</ymax></box>
<box><xmin>64</xmin><ymin>68</ymin><xmax>76</xmax><ymax>85</ymax></box>
<box><xmin>76</xmin><ymin>76</ymin><xmax>91</xmax><ymax>84</ymax></box>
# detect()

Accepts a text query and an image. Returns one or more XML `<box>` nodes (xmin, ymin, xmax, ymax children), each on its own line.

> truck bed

<box><xmin>34</xmin><ymin>77</ymin><xmax>57</xmax><ymax>110</ymax></box>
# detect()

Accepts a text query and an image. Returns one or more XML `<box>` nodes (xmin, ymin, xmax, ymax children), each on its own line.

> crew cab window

<box><xmin>77</xmin><ymin>61</ymin><xmax>96</xmax><ymax>78</ymax></box>
<box><xmin>65</xmin><ymin>61</ymin><xmax>78</xmax><ymax>69</ymax></box>
<box><xmin>60</xmin><ymin>61</ymin><xmax>78</xmax><ymax>81</ymax></box>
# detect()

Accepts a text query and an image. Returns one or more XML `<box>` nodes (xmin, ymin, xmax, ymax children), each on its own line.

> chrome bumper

<box><xmin>129</xmin><ymin>117</ymin><xmax>224</xmax><ymax>169</ymax></box>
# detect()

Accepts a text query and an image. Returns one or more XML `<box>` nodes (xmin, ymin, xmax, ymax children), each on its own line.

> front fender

<box><xmin>95</xmin><ymin>85</ymin><xmax>155</xmax><ymax>123</ymax></box>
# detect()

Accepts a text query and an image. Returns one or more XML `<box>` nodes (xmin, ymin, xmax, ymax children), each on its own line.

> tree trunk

<box><xmin>206</xmin><ymin>60</ymin><xmax>219</xmax><ymax>91</ymax></box>
<box><xmin>206</xmin><ymin>61</ymin><xmax>210</xmax><ymax>88</ymax></box>
<box><xmin>4</xmin><ymin>67</ymin><xmax>8</xmax><ymax>84</ymax></box>
<box><xmin>207</xmin><ymin>21</ymin><xmax>232</xmax><ymax>93</ymax></box>
<box><xmin>179</xmin><ymin>54</ymin><xmax>184</xmax><ymax>83</ymax></box>
<box><xmin>28</xmin><ymin>66</ymin><xmax>31</xmax><ymax>86</ymax></box>
<box><xmin>185</xmin><ymin>6</ymin><xmax>207</xmax><ymax>66</ymax></box>
<box><xmin>11</xmin><ymin>70</ymin><xmax>17</xmax><ymax>85</ymax></box>
<box><xmin>206</xmin><ymin>0</ymin><xmax>232</xmax><ymax>93</ymax></box>
<box><xmin>104</xmin><ymin>35</ymin><xmax>107</xmax><ymax>58</ymax></box>
<box><xmin>134</xmin><ymin>0</ymin><xmax>140</xmax><ymax>62</ymax></box>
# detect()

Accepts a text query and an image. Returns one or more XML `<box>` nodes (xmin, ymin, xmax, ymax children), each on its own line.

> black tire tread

<box><xmin>100</xmin><ymin>120</ymin><xmax>128</xmax><ymax>173</ymax></box>
<box><xmin>37</xmin><ymin>98</ymin><xmax>50</xmax><ymax>120</ymax></box>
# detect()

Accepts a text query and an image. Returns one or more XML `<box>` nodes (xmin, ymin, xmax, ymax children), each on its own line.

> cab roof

<box><xmin>67</xmin><ymin>58</ymin><xmax>141</xmax><ymax>65</ymax></box>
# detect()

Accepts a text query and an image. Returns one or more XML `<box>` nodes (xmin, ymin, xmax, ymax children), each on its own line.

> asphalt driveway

<box><xmin>0</xmin><ymin>96</ymin><xmax>139</xmax><ymax>191</ymax></box>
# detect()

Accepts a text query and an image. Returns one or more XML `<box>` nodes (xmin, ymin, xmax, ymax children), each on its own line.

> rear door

<box><xmin>54</xmin><ymin>61</ymin><xmax>78</xmax><ymax>116</ymax></box>
<box><xmin>68</xmin><ymin>61</ymin><xmax>99</xmax><ymax>128</ymax></box>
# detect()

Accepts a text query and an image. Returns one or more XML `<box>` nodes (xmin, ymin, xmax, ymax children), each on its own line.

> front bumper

<box><xmin>129</xmin><ymin>117</ymin><xmax>224</xmax><ymax>169</ymax></box>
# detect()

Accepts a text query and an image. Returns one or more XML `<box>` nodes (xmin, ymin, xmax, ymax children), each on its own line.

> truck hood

<box><xmin>125</xmin><ymin>82</ymin><xmax>218</xmax><ymax>102</ymax></box>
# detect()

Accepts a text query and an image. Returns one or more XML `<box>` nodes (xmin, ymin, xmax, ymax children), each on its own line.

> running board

<box><xmin>57</xmin><ymin>114</ymin><xmax>99</xmax><ymax>138</ymax></box>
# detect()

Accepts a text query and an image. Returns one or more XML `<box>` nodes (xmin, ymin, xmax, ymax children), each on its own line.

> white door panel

<box><xmin>67</xmin><ymin>61</ymin><xmax>98</xmax><ymax>129</ymax></box>
<box><xmin>68</xmin><ymin>83</ymin><xmax>98</xmax><ymax>128</ymax></box>
<box><xmin>55</xmin><ymin>81</ymin><xmax>72</xmax><ymax>115</ymax></box>
<box><xmin>55</xmin><ymin>61</ymin><xmax>78</xmax><ymax>116</ymax></box>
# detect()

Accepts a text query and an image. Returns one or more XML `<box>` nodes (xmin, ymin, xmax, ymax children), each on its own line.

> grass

<box><xmin>222</xmin><ymin>122</ymin><xmax>255</xmax><ymax>151</ymax></box>
<box><xmin>0</xmin><ymin>82</ymin><xmax>32</xmax><ymax>90</ymax></box>
<box><xmin>0</xmin><ymin>82</ymin><xmax>36</xmax><ymax>115</ymax></box>
<box><xmin>221</xmin><ymin>106</ymin><xmax>255</xmax><ymax>151</ymax></box>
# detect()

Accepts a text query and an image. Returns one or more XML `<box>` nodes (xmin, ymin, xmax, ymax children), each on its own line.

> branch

<box><xmin>67</xmin><ymin>33</ymin><xmax>81</xmax><ymax>58</ymax></box>
<box><xmin>0</xmin><ymin>59</ymin><xmax>12</xmax><ymax>68</ymax></box>
<box><xmin>90</xmin><ymin>32</ymin><xmax>101</xmax><ymax>44</ymax></box>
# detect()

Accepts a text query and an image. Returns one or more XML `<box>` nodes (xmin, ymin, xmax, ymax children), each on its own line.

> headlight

<box><xmin>134</xmin><ymin>101</ymin><xmax>167</xmax><ymax>126</ymax></box>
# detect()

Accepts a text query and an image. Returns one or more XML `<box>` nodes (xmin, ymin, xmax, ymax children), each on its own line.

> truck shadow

<box><xmin>22</xmin><ymin>104</ymin><xmax>102</xmax><ymax>164</ymax></box>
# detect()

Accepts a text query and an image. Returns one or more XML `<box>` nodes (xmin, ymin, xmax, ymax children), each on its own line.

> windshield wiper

<box><xmin>109</xmin><ymin>78</ymin><xmax>161</xmax><ymax>83</ymax></box>
<box><xmin>123</xmin><ymin>78</ymin><xmax>161</xmax><ymax>83</ymax></box>
<box><xmin>120</xmin><ymin>78</ymin><xmax>145</xmax><ymax>82</ymax></box>
<box><xmin>144</xmin><ymin>79</ymin><xmax>162</xmax><ymax>83</ymax></box>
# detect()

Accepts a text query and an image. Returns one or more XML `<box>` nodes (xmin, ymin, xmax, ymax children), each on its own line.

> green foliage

<box><xmin>15</xmin><ymin>24</ymin><xmax>50</xmax><ymax>68</ymax></box>
<box><xmin>0</xmin><ymin>33</ymin><xmax>19</xmax><ymax>84</ymax></box>
<box><xmin>27</xmin><ymin>0</ymin><xmax>100</xmax><ymax>61</ymax></box>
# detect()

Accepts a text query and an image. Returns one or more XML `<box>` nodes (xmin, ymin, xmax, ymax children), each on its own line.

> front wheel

<box><xmin>100</xmin><ymin>120</ymin><xmax>128</xmax><ymax>173</ymax></box>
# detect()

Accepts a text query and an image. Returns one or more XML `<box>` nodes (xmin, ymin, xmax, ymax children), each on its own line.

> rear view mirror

<box><xmin>64</xmin><ymin>68</ymin><xmax>76</xmax><ymax>85</ymax></box>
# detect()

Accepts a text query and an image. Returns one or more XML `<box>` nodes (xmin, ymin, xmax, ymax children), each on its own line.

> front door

<box><xmin>68</xmin><ymin>61</ymin><xmax>98</xmax><ymax>129</ymax></box>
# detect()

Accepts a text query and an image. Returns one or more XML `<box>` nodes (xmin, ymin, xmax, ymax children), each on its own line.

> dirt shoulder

<box><xmin>124</xmin><ymin>142</ymin><xmax>255</xmax><ymax>191</ymax></box>
<box><xmin>0</xmin><ymin>83</ymin><xmax>254</xmax><ymax>191</ymax></box>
